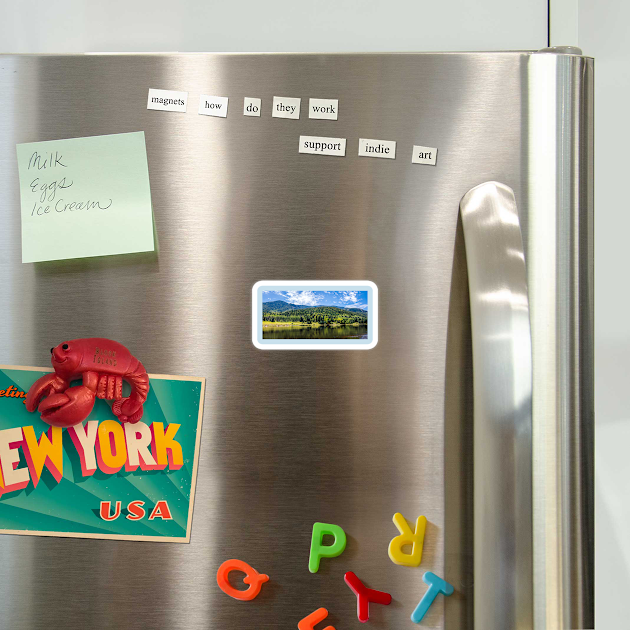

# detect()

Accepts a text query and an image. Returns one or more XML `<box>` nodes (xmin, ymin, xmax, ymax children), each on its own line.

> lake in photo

<box><xmin>263</xmin><ymin>324</ymin><xmax>368</xmax><ymax>340</ymax></box>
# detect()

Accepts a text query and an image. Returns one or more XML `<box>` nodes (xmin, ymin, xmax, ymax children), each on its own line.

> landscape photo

<box><xmin>262</xmin><ymin>290</ymin><xmax>368</xmax><ymax>340</ymax></box>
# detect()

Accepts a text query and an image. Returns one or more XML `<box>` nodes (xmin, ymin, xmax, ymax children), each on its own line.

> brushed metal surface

<box><xmin>0</xmin><ymin>52</ymin><xmax>593</xmax><ymax>629</ymax></box>
<box><xmin>460</xmin><ymin>182</ymin><xmax>533</xmax><ymax>630</ymax></box>
<box><xmin>527</xmin><ymin>53</ymin><xmax>595</xmax><ymax>629</ymax></box>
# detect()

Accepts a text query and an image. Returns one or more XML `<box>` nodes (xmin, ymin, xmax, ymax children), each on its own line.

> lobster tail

<box><xmin>112</xmin><ymin>358</ymin><xmax>150</xmax><ymax>423</ymax></box>
<box><xmin>126</xmin><ymin>358</ymin><xmax>150</xmax><ymax>403</ymax></box>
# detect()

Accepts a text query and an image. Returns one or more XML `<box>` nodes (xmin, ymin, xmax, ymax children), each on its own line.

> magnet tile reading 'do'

<box><xmin>272</xmin><ymin>96</ymin><xmax>301</xmax><ymax>119</ymax></box>
<box><xmin>309</xmin><ymin>98</ymin><xmax>338</xmax><ymax>120</ymax></box>
<box><xmin>243</xmin><ymin>97</ymin><xmax>261</xmax><ymax>117</ymax></box>
<box><xmin>299</xmin><ymin>135</ymin><xmax>346</xmax><ymax>157</ymax></box>
<box><xmin>198</xmin><ymin>95</ymin><xmax>228</xmax><ymax>118</ymax></box>
<box><xmin>412</xmin><ymin>145</ymin><xmax>438</xmax><ymax>165</ymax></box>
<box><xmin>147</xmin><ymin>88</ymin><xmax>188</xmax><ymax>113</ymax></box>
<box><xmin>358</xmin><ymin>138</ymin><xmax>396</xmax><ymax>159</ymax></box>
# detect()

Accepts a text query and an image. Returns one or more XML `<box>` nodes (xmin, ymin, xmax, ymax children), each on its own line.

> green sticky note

<box><xmin>17</xmin><ymin>131</ymin><xmax>155</xmax><ymax>263</ymax></box>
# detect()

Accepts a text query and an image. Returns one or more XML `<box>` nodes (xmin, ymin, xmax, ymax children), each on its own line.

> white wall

<box><xmin>0</xmin><ymin>0</ymin><xmax>547</xmax><ymax>53</ymax></box>
<box><xmin>575</xmin><ymin>2</ymin><xmax>629</xmax><ymax>627</ymax></box>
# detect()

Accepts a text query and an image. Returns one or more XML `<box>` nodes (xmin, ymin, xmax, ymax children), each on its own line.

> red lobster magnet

<box><xmin>26</xmin><ymin>338</ymin><xmax>149</xmax><ymax>428</ymax></box>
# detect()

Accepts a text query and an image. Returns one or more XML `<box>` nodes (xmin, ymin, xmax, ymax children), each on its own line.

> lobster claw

<box><xmin>37</xmin><ymin>386</ymin><xmax>96</xmax><ymax>428</ymax></box>
<box><xmin>25</xmin><ymin>373</ymin><xmax>66</xmax><ymax>413</ymax></box>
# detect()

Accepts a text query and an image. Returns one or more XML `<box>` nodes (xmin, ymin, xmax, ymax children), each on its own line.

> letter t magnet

<box><xmin>388</xmin><ymin>512</ymin><xmax>427</xmax><ymax>566</ymax></box>
<box><xmin>411</xmin><ymin>572</ymin><xmax>454</xmax><ymax>624</ymax></box>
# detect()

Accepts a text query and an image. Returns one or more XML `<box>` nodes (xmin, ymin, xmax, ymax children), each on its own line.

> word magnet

<box><xmin>147</xmin><ymin>88</ymin><xmax>187</xmax><ymax>112</ymax></box>
<box><xmin>198</xmin><ymin>95</ymin><xmax>228</xmax><ymax>118</ymax></box>
<box><xmin>308</xmin><ymin>522</ymin><xmax>346</xmax><ymax>573</ymax></box>
<box><xmin>388</xmin><ymin>512</ymin><xmax>427</xmax><ymax>566</ymax></box>
<box><xmin>272</xmin><ymin>96</ymin><xmax>301</xmax><ymax>119</ymax></box>
<box><xmin>344</xmin><ymin>571</ymin><xmax>392</xmax><ymax>622</ymax></box>
<box><xmin>216</xmin><ymin>559</ymin><xmax>269</xmax><ymax>601</ymax></box>
<box><xmin>308</xmin><ymin>98</ymin><xmax>338</xmax><ymax>120</ymax></box>
<box><xmin>411</xmin><ymin>144</ymin><xmax>438</xmax><ymax>166</ymax></box>
<box><xmin>243</xmin><ymin>97</ymin><xmax>261</xmax><ymax>117</ymax></box>
<box><xmin>358</xmin><ymin>138</ymin><xmax>396</xmax><ymax>159</ymax></box>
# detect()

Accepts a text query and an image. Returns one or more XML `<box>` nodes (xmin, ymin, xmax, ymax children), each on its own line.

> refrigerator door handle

<box><xmin>460</xmin><ymin>181</ymin><xmax>533</xmax><ymax>629</ymax></box>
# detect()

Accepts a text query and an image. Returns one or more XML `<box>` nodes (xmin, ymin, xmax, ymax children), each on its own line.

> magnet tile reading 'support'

<box><xmin>308</xmin><ymin>98</ymin><xmax>338</xmax><ymax>120</ymax></box>
<box><xmin>147</xmin><ymin>88</ymin><xmax>188</xmax><ymax>112</ymax></box>
<box><xmin>299</xmin><ymin>136</ymin><xmax>346</xmax><ymax>157</ymax></box>
<box><xmin>412</xmin><ymin>145</ymin><xmax>438</xmax><ymax>165</ymax></box>
<box><xmin>272</xmin><ymin>96</ymin><xmax>301</xmax><ymax>119</ymax></box>
<box><xmin>198</xmin><ymin>95</ymin><xmax>228</xmax><ymax>117</ymax></box>
<box><xmin>358</xmin><ymin>138</ymin><xmax>396</xmax><ymax>159</ymax></box>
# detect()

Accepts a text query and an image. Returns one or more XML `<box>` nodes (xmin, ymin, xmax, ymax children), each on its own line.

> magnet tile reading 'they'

<box><xmin>272</xmin><ymin>96</ymin><xmax>301</xmax><ymax>119</ymax></box>
<box><xmin>358</xmin><ymin>138</ymin><xmax>396</xmax><ymax>159</ymax></box>
<box><xmin>299</xmin><ymin>136</ymin><xmax>346</xmax><ymax>157</ymax></box>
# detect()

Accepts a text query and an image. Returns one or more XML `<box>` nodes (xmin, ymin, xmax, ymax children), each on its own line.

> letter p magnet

<box><xmin>308</xmin><ymin>522</ymin><xmax>347</xmax><ymax>573</ymax></box>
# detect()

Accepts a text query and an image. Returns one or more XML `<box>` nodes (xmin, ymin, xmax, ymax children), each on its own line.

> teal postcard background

<box><xmin>0</xmin><ymin>367</ymin><xmax>204</xmax><ymax>542</ymax></box>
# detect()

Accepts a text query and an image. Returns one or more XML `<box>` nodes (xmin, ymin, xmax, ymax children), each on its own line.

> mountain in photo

<box><xmin>262</xmin><ymin>300</ymin><xmax>301</xmax><ymax>312</ymax></box>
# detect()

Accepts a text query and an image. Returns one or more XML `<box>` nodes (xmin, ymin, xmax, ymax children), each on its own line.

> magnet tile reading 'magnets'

<box><xmin>147</xmin><ymin>88</ymin><xmax>188</xmax><ymax>113</ymax></box>
<box><xmin>358</xmin><ymin>138</ymin><xmax>396</xmax><ymax>159</ymax></box>
<box><xmin>299</xmin><ymin>135</ymin><xmax>346</xmax><ymax>157</ymax></box>
<box><xmin>272</xmin><ymin>96</ymin><xmax>301</xmax><ymax>119</ymax></box>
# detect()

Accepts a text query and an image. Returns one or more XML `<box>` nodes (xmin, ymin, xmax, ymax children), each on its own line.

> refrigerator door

<box><xmin>0</xmin><ymin>52</ymin><xmax>593</xmax><ymax>629</ymax></box>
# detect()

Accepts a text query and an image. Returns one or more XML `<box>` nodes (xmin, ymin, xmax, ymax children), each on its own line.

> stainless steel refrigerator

<box><xmin>0</xmin><ymin>50</ymin><xmax>593</xmax><ymax>629</ymax></box>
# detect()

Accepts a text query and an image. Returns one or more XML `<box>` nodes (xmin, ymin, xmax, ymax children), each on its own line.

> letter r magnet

<box><xmin>308</xmin><ymin>522</ymin><xmax>346</xmax><ymax>573</ymax></box>
<box><xmin>388</xmin><ymin>512</ymin><xmax>427</xmax><ymax>566</ymax></box>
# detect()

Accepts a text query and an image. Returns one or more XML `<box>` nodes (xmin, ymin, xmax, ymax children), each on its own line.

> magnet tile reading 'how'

<box><xmin>198</xmin><ymin>95</ymin><xmax>228</xmax><ymax>117</ymax></box>
<box><xmin>299</xmin><ymin>136</ymin><xmax>346</xmax><ymax>157</ymax></box>
<box><xmin>147</xmin><ymin>88</ymin><xmax>188</xmax><ymax>113</ymax></box>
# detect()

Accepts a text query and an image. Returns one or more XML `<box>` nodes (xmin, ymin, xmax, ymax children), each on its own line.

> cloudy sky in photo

<box><xmin>262</xmin><ymin>290</ymin><xmax>368</xmax><ymax>310</ymax></box>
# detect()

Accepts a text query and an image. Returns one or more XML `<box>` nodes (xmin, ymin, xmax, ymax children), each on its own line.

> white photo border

<box><xmin>252</xmin><ymin>280</ymin><xmax>378</xmax><ymax>350</ymax></box>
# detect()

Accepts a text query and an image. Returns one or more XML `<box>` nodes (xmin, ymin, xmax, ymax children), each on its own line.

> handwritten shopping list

<box><xmin>16</xmin><ymin>132</ymin><xmax>155</xmax><ymax>263</ymax></box>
